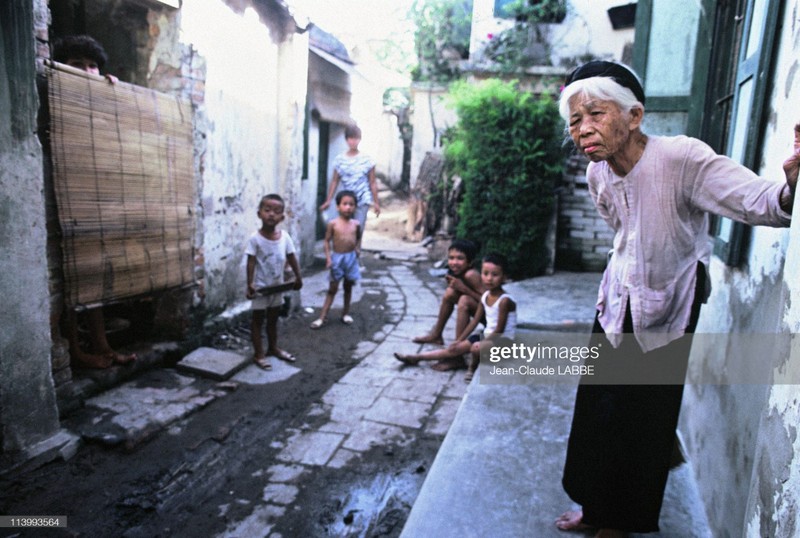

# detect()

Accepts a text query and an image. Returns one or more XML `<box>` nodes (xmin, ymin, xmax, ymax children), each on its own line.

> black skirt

<box><xmin>561</xmin><ymin>264</ymin><xmax>705</xmax><ymax>532</ymax></box>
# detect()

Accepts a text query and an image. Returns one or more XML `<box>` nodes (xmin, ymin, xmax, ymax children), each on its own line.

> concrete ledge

<box><xmin>402</xmin><ymin>368</ymin><xmax>712</xmax><ymax>537</ymax></box>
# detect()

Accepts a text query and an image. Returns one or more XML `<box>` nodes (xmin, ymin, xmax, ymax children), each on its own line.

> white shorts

<box><xmin>251</xmin><ymin>293</ymin><xmax>283</xmax><ymax>310</ymax></box>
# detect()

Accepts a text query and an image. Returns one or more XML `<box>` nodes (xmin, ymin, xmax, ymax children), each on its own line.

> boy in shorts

<box><xmin>310</xmin><ymin>190</ymin><xmax>361</xmax><ymax>328</ymax></box>
<box><xmin>246</xmin><ymin>194</ymin><xmax>303</xmax><ymax>369</ymax></box>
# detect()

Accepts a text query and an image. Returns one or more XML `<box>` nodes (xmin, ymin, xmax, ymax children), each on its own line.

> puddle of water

<box><xmin>325</xmin><ymin>472</ymin><xmax>421</xmax><ymax>537</ymax></box>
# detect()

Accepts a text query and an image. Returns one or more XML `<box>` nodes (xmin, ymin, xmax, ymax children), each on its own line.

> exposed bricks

<box><xmin>556</xmin><ymin>154</ymin><xmax>613</xmax><ymax>271</ymax></box>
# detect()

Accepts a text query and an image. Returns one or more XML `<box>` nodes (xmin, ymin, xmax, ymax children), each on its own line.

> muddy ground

<box><xmin>0</xmin><ymin>191</ymin><xmax>448</xmax><ymax>538</ymax></box>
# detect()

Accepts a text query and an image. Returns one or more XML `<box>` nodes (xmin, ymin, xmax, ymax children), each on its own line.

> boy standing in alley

<box><xmin>310</xmin><ymin>190</ymin><xmax>361</xmax><ymax>329</ymax></box>
<box><xmin>246</xmin><ymin>194</ymin><xmax>303</xmax><ymax>370</ymax></box>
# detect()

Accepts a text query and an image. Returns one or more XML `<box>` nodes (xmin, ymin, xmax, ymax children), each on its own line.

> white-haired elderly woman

<box><xmin>554</xmin><ymin>60</ymin><xmax>800</xmax><ymax>537</ymax></box>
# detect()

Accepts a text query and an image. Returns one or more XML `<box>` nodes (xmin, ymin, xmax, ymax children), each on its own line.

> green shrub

<box><xmin>445</xmin><ymin>79</ymin><xmax>563</xmax><ymax>278</ymax></box>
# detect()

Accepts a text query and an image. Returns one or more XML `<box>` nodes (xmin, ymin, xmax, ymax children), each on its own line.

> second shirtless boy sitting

<box><xmin>310</xmin><ymin>190</ymin><xmax>362</xmax><ymax>328</ymax></box>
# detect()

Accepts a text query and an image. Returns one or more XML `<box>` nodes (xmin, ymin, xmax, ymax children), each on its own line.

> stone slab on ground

<box><xmin>64</xmin><ymin>369</ymin><xmax>231</xmax><ymax>449</ymax></box>
<box><xmin>176</xmin><ymin>346</ymin><xmax>250</xmax><ymax>380</ymax></box>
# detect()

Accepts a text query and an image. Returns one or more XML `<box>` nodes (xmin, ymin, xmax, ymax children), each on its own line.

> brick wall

<box><xmin>556</xmin><ymin>154</ymin><xmax>613</xmax><ymax>272</ymax></box>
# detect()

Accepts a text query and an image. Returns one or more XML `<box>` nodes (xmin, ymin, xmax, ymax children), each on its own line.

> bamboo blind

<box><xmin>47</xmin><ymin>63</ymin><xmax>195</xmax><ymax>308</ymax></box>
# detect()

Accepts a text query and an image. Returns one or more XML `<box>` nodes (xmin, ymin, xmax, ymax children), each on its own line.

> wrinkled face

<box><xmin>66</xmin><ymin>56</ymin><xmax>100</xmax><ymax>75</ymax></box>
<box><xmin>447</xmin><ymin>249</ymin><xmax>470</xmax><ymax>276</ymax></box>
<box><xmin>481</xmin><ymin>261</ymin><xmax>505</xmax><ymax>290</ymax></box>
<box><xmin>568</xmin><ymin>96</ymin><xmax>633</xmax><ymax>162</ymax></box>
<box><xmin>258</xmin><ymin>199</ymin><xmax>285</xmax><ymax>226</ymax></box>
<box><xmin>337</xmin><ymin>195</ymin><xmax>356</xmax><ymax>217</ymax></box>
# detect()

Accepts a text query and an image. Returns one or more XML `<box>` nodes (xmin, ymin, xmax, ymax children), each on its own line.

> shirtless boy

<box><xmin>413</xmin><ymin>239</ymin><xmax>484</xmax><ymax>370</ymax></box>
<box><xmin>310</xmin><ymin>190</ymin><xmax>362</xmax><ymax>328</ymax></box>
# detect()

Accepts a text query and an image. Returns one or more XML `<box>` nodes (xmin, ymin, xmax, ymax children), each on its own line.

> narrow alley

<box><xmin>0</xmin><ymin>193</ymin><xmax>470</xmax><ymax>537</ymax></box>
<box><xmin>0</xmin><ymin>191</ymin><xmax>711</xmax><ymax>537</ymax></box>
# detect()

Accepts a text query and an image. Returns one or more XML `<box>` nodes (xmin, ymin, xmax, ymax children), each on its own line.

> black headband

<box><xmin>565</xmin><ymin>60</ymin><xmax>646</xmax><ymax>105</ymax></box>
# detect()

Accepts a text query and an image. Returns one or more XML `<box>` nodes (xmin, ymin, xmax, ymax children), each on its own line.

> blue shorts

<box><xmin>330</xmin><ymin>250</ymin><xmax>360</xmax><ymax>283</ymax></box>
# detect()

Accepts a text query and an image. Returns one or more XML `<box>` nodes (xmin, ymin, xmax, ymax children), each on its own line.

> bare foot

<box><xmin>393</xmin><ymin>352</ymin><xmax>421</xmax><ymax>366</ymax></box>
<box><xmin>555</xmin><ymin>510</ymin><xmax>590</xmax><ymax>531</ymax></box>
<box><xmin>412</xmin><ymin>334</ymin><xmax>444</xmax><ymax>345</ymax></box>
<box><xmin>108</xmin><ymin>351</ymin><xmax>137</xmax><ymax>365</ymax></box>
<box><xmin>431</xmin><ymin>356</ymin><xmax>466</xmax><ymax>371</ymax></box>
<box><xmin>71</xmin><ymin>351</ymin><xmax>113</xmax><ymax>369</ymax></box>
<box><xmin>253</xmin><ymin>356</ymin><xmax>272</xmax><ymax>370</ymax></box>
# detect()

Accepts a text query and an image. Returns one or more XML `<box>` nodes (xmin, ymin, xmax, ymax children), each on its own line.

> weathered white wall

<box><xmin>409</xmin><ymin>84</ymin><xmax>456</xmax><ymax>190</ymax></box>
<box><xmin>349</xmin><ymin>62</ymin><xmax>408</xmax><ymax>189</ymax></box>
<box><xmin>470</xmin><ymin>0</ymin><xmax>635</xmax><ymax>65</ymax></box>
<box><xmin>0</xmin><ymin>0</ymin><xmax>61</xmax><ymax>466</ymax></box>
<box><xmin>679</xmin><ymin>2</ymin><xmax>800</xmax><ymax>536</ymax></box>
<box><xmin>178</xmin><ymin>2</ymin><xmax>308</xmax><ymax>311</ymax></box>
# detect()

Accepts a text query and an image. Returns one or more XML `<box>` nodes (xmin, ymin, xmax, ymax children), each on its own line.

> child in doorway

<box><xmin>395</xmin><ymin>253</ymin><xmax>516</xmax><ymax>383</ymax></box>
<box><xmin>53</xmin><ymin>34</ymin><xmax>119</xmax><ymax>84</ymax></box>
<box><xmin>412</xmin><ymin>239</ymin><xmax>484</xmax><ymax>371</ymax></box>
<box><xmin>310</xmin><ymin>190</ymin><xmax>362</xmax><ymax>329</ymax></box>
<box><xmin>246</xmin><ymin>194</ymin><xmax>303</xmax><ymax>370</ymax></box>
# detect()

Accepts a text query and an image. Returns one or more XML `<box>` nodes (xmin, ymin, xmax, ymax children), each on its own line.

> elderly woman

<box><xmin>554</xmin><ymin>61</ymin><xmax>800</xmax><ymax>537</ymax></box>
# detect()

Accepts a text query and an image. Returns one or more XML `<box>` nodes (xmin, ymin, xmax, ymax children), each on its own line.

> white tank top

<box><xmin>482</xmin><ymin>291</ymin><xmax>516</xmax><ymax>339</ymax></box>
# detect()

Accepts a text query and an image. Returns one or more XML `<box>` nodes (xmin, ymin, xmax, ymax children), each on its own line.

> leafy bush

<box><xmin>411</xmin><ymin>0</ymin><xmax>473</xmax><ymax>83</ymax></box>
<box><xmin>445</xmin><ymin>79</ymin><xmax>563</xmax><ymax>278</ymax></box>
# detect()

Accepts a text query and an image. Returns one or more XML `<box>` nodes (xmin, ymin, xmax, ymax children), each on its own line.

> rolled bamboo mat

<box><xmin>47</xmin><ymin>62</ymin><xmax>195</xmax><ymax>308</ymax></box>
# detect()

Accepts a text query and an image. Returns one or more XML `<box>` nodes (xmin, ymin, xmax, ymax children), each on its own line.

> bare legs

<box><xmin>67</xmin><ymin>307</ymin><xmax>136</xmax><ymax>369</ymax></box>
<box><xmin>252</xmin><ymin>306</ymin><xmax>294</xmax><ymax>367</ymax></box>
<box><xmin>416</xmin><ymin>292</ymin><xmax>479</xmax><ymax>371</ymax></box>
<box><xmin>395</xmin><ymin>338</ymin><xmax>473</xmax><ymax>366</ymax></box>
<box><xmin>311</xmin><ymin>279</ymin><xmax>354</xmax><ymax>328</ymax></box>
<box><xmin>412</xmin><ymin>287</ymin><xmax>458</xmax><ymax>345</ymax></box>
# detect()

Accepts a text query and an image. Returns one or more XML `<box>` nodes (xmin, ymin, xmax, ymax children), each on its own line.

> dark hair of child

<box><xmin>344</xmin><ymin>124</ymin><xmax>362</xmax><ymax>139</ymax></box>
<box><xmin>336</xmin><ymin>190</ymin><xmax>357</xmax><ymax>205</ymax></box>
<box><xmin>449</xmin><ymin>239</ymin><xmax>478</xmax><ymax>263</ymax></box>
<box><xmin>53</xmin><ymin>35</ymin><xmax>108</xmax><ymax>69</ymax></box>
<box><xmin>482</xmin><ymin>252</ymin><xmax>509</xmax><ymax>273</ymax></box>
<box><xmin>260</xmin><ymin>193</ymin><xmax>285</xmax><ymax>208</ymax></box>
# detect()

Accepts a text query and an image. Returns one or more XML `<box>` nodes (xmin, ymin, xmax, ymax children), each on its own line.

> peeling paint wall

<box><xmin>177</xmin><ymin>2</ymin><xmax>308</xmax><ymax>312</ymax></box>
<box><xmin>679</xmin><ymin>2</ymin><xmax>800</xmax><ymax>535</ymax></box>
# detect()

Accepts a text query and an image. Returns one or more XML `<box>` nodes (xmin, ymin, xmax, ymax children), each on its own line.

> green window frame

<box><xmin>635</xmin><ymin>0</ymin><xmax>782</xmax><ymax>266</ymax></box>
<box><xmin>706</xmin><ymin>0</ymin><xmax>782</xmax><ymax>266</ymax></box>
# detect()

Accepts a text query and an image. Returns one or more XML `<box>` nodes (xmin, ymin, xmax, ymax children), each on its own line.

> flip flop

<box><xmin>254</xmin><ymin>357</ymin><xmax>272</xmax><ymax>370</ymax></box>
<box><xmin>342</xmin><ymin>314</ymin><xmax>354</xmax><ymax>325</ymax></box>
<box><xmin>274</xmin><ymin>351</ymin><xmax>297</xmax><ymax>363</ymax></box>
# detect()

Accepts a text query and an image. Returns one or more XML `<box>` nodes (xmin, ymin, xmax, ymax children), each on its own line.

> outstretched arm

<box><xmin>780</xmin><ymin>123</ymin><xmax>800</xmax><ymax>213</ymax></box>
